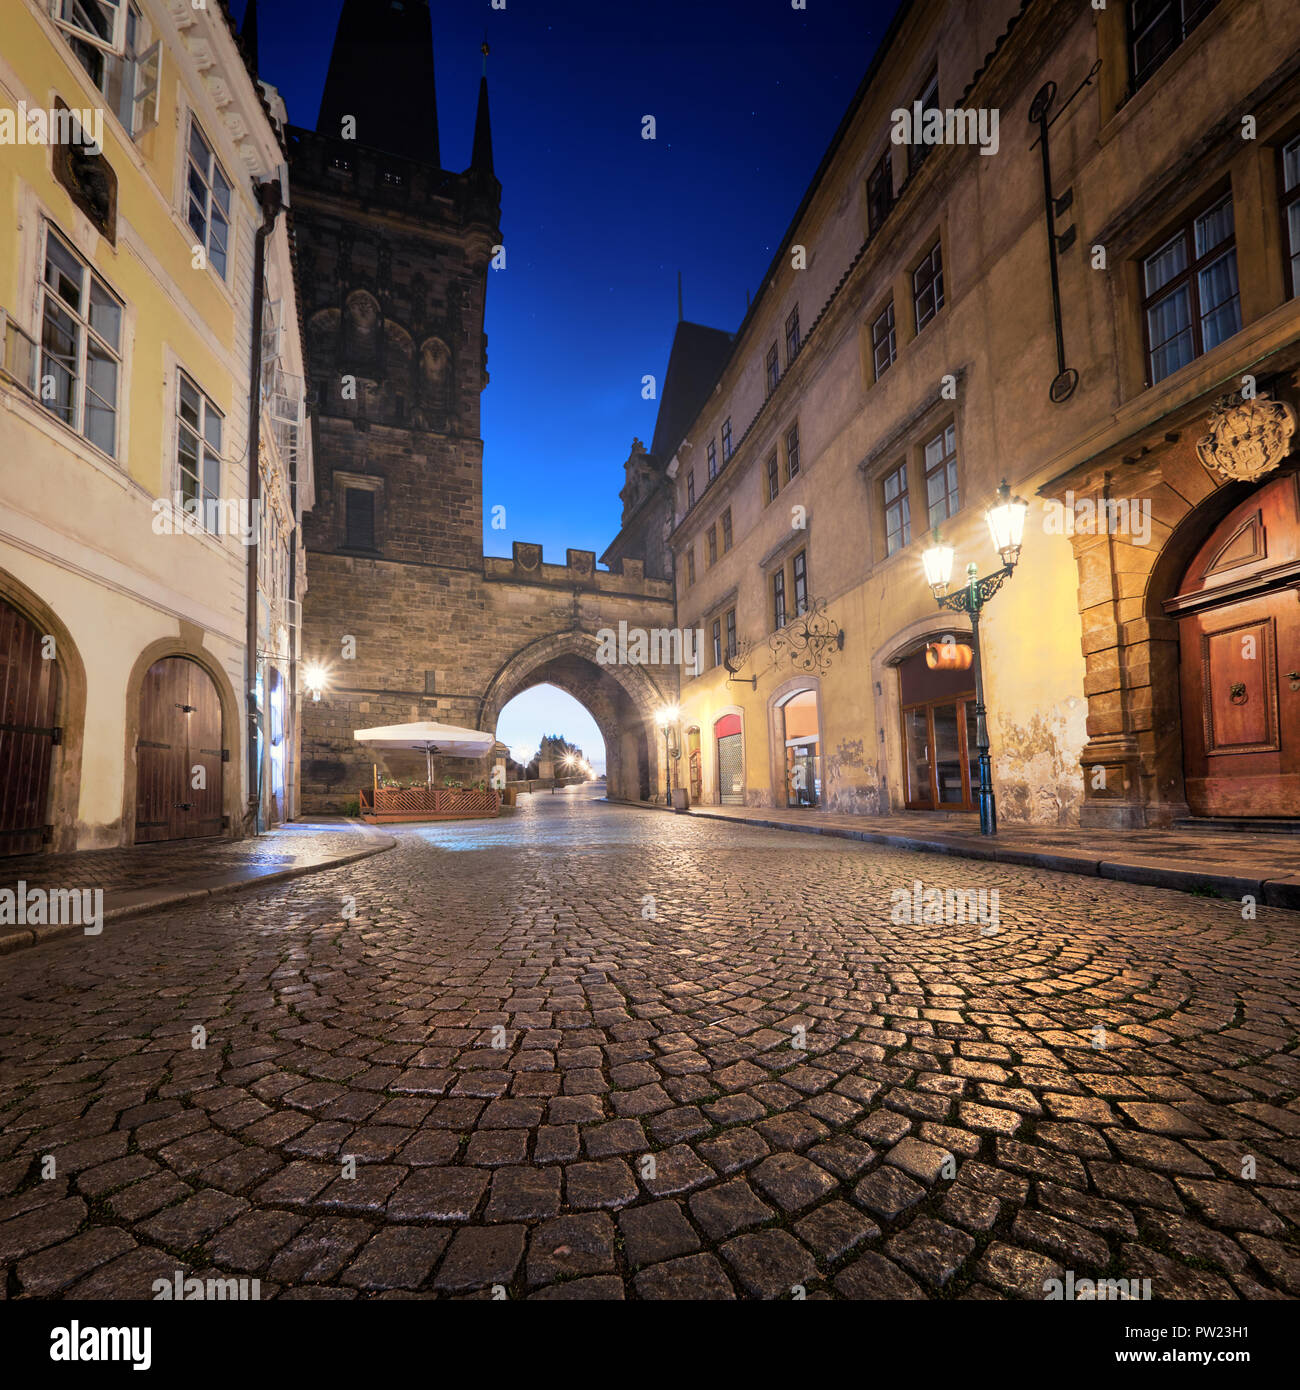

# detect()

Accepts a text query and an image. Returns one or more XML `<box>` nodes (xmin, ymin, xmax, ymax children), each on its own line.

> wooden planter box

<box><xmin>360</xmin><ymin>787</ymin><xmax>501</xmax><ymax>823</ymax></box>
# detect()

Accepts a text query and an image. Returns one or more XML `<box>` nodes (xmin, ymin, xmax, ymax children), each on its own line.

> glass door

<box><xmin>902</xmin><ymin>696</ymin><xmax>976</xmax><ymax>810</ymax></box>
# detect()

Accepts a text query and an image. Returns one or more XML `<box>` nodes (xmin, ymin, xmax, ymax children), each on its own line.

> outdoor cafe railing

<box><xmin>360</xmin><ymin>787</ymin><xmax>501</xmax><ymax>818</ymax></box>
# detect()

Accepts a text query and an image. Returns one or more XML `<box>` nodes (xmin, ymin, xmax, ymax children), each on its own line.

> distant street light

<box><xmin>654</xmin><ymin>703</ymin><xmax>680</xmax><ymax>806</ymax></box>
<box><xmin>920</xmin><ymin>479</ymin><xmax>1028</xmax><ymax>837</ymax></box>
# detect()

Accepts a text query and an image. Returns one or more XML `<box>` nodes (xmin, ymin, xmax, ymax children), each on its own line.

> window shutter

<box><xmin>132</xmin><ymin>40</ymin><xmax>161</xmax><ymax>135</ymax></box>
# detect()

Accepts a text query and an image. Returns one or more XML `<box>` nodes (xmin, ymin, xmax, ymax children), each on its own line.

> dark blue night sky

<box><xmin>246</xmin><ymin>0</ymin><xmax>899</xmax><ymax>564</ymax></box>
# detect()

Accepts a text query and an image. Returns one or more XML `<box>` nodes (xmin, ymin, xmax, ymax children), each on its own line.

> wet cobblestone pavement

<box><xmin>0</xmin><ymin>790</ymin><xmax>1296</xmax><ymax>1300</ymax></box>
<box><xmin>0</xmin><ymin>821</ymin><xmax>378</xmax><ymax>896</ymax></box>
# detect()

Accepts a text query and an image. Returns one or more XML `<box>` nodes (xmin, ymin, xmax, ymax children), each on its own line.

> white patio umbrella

<box><xmin>353</xmin><ymin>721</ymin><xmax>496</xmax><ymax>788</ymax></box>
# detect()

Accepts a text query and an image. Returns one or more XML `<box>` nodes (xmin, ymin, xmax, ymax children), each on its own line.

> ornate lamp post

<box><xmin>921</xmin><ymin>479</ymin><xmax>1028</xmax><ymax>836</ymax></box>
<box><xmin>654</xmin><ymin>704</ymin><xmax>680</xmax><ymax>806</ymax></box>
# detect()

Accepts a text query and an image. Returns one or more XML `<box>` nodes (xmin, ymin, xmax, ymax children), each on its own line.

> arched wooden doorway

<box><xmin>135</xmin><ymin>656</ymin><xmax>225</xmax><ymax>842</ymax></box>
<box><xmin>1168</xmin><ymin>472</ymin><xmax>1300</xmax><ymax>817</ymax></box>
<box><xmin>0</xmin><ymin>597</ymin><xmax>61</xmax><ymax>855</ymax></box>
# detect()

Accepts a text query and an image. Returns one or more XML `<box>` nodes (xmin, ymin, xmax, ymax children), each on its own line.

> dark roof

<box><xmin>317</xmin><ymin>0</ymin><xmax>440</xmax><ymax>167</ymax></box>
<box><xmin>649</xmin><ymin>320</ymin><xmax>734</xmax><ymax>463</ymax></box>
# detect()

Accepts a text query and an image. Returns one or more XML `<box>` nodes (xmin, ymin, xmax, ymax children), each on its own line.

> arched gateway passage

<box><xmin>480</xmin><ymin>630</ymin><xmax>670</xmax><ymax>803</ymax></box>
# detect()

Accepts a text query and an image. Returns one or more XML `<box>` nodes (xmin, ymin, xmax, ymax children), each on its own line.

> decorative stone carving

<box><xmin>1195</xmin><ymin>394</ymin><xmax>1296</xmax><ymax>483</ymax></box>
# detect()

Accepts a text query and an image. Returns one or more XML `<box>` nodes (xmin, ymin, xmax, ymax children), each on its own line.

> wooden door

<box><xmin>0</xmin><ymin>598</ymin><xmax>60</xmax><ymax>856</ymax></box>
<box><xmin>136</xmin><ymin>657</ymin><xmax>223</xmax><ymax>842</ymax></box>
<box><xmin>1173</xmin><ymin>474</ymin><xmax>1300</xmax><ymax>817</ymax></box>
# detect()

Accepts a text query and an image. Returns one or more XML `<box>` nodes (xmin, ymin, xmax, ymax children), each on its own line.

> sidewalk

<box><xmin>612</xmin><ymin>799</ymin><xmax>1300</xmax><ymax>910</ymax></box>
<box><xmin>0</xmin><ymin>818</ymin><xmax>395</xmax><ymax>954</ymax></box>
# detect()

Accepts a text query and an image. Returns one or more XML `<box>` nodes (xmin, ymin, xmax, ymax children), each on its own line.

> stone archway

<box><xmin>479</xmin><ymin>630</ymin><xmax>673</xmax><ymax>802</ymax></box>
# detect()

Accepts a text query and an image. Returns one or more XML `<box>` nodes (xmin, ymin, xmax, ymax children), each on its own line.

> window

<box><xmin>785</xmin><ymin>307</ymin><xmax>801</xmax><ymax>364</ymax></box>
<box><xmin>884</xmin><ymin>462</ymin><xmax>911</xmax><ymax>556</ymax></box>
<box><xmin>1281</xmin><ymin>135</ymin><xmax>1300</xmax><ymax>299</ymax></box>
<box><xmin>924</xmin><ymin>424</ymin><xmax>960</xmax><ymax>528</ymax></box>
<box><xmin>686</xmin><ymin>548</ymin><xmax>696</xmax><ymax>587</ymax></box>
<box><xmin>707</xmin><ymin>439</ymin><xmax>718</xmax><ymax>481</ymax></box>
<box><xmin>63</xmin><ymin>3</ymin><xmax>160</xmax><ymax>137</ymax></box>
<box><xmin>908</xmin><ymin>71</ymin><xmax>939</xmax><ymax>176</ymax></box>
<box><xmin>187</xmin><ymin>119</ymin><xmax>232</xmax><ymax>280</ymax></box>
<box><xmin>913</xmin><ymin>241</ymin><xmax>944</xmax><ymax>332</ymax></box>
<box><xmin>1129</xmin><ymin>0</ymin><xmax>1219</xmax><ymax>90</ymax></box>
<box><xmin>866</xmin><ymin>151</ymin><xmax>893</xmax><ymax>237</ymax></box>
<box><xmin>707</xmin><ymin>524</ymin><xmax>718</xmax><ymax>566</ymax></box>
<box><xmin>773</xmin><ymin>568</ymin><xmax>787</xmax><ymax>629</ymax></box>
<box><xmin>712</xmin><ymin>618</ymin><xmax>722</xmax><ymax>667</ymax></box>
<box><xmin>1141</xmin><ymin>193</ymin><xmax>1240</xmax><ymax>384</ymax></box>
<box><xmin>38</xmin><ymin>225</ymin><xmax>122</xmax><ymax>456</ymax></box>
<box><xmin>345</xmin><ymin>488</ymin><xmax>376</xmax><ymax>550</ymax></box>
<box><xmin>722</xmin><ymin>417</ymin><xmax>733</xmax><ymax>462</ymax></box>
<box><xmin>50</xmin><ymin>0</ymin><xmax>128</xmax><ymax>54</ymax></box>
<box><xmin>792</xmin><ymin>550</ymin><xmax>808</xmax><ymax>616</ymax></box>
<box><xmin>765</xmin><ymin>342</ymin><xmax>780</xmax><ymax>395</ymax></box>
<box><xmin>785</xmin><ymin>423</ymin><xmax>801</xmax><ymax>480</ymax></box>
<box><xmin>725</xmin><ymin>608</ymin><xmax>737</xmax><ymax>660</ymax></box>
<box><xmin>687</xmin><ymin>468</ymin><xmax>696</xmax><ymax>508</ymax></box>
<box><xmin>721</xmin><ymin>508</ymin><xmax>733</xmax><ymax>552</ymax></box>
<box><xmin>766</xmin><ymin>452</ymin><xmax>779</xmax><ymax>503</ymax></box>
<box><xmin>872</xmin><ymin>300</ymin><xmax>897</xmax><ymax>379</ymax></box>
<box><xmin>176</xmin><ymin>372</ymin><xmax>222</xmax><ymax>528</ymax></box>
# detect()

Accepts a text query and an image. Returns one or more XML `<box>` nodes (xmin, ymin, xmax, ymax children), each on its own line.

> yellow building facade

<box><xmin>667</xmin><ymin>0</ymin><xmax>1300</xmax><ymax>830</ymax></box>
<box><xmin>0</xmin><ymin>0</ymin><xmax>312</xmax><ymax>851</ymax></box>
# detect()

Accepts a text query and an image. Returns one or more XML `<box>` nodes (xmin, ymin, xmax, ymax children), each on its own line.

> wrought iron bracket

<box><xmin>934</xmin><ymin>565</ymin><xmax>1014</xmax><ymax>615</ymax></box>
<box><xmin>768</xmin><ymin>597</ymin><xmax>844</xmax><ymax>675</ymax></box>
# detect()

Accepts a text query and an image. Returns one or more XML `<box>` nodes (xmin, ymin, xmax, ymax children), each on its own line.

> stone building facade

<box><xmin>659</xmin><ymin>0</ymin><xmax>1300</xmax><ymax>829</ymax></box>
<box><xmin>294</xmin><ymin>1</ymin><xmax>676</xmax><ymax>809</ymax></box>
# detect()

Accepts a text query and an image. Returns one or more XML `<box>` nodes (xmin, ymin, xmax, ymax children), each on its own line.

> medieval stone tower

<box><xmin>291</xmin><ymin>0</ymin><xmax>675</xmax><ymax>809</ymax></box>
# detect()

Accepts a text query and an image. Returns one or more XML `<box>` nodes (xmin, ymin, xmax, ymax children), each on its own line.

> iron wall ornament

<box><xmin>723</xmin><ymin>635</ymin><xmax>758</xmax><ymax>690</ymax></box>
<box><xmin>1195</xmin><ymin>393</ymin><xmax>1297</xmax><ymax>484</ymax></box>
<box><xmin>768</xmin><ymin>596</ymin><xmax>845</xmax><ymax>675</ymax></box>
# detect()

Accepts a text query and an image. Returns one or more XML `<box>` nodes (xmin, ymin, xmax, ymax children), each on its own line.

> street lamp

<box><xmin>302</xmin><ymin>661</ymin><xmax>330</xmax><ymax>703</ymax></box>
<box><xmin>654</xmin><ymin>703</ymin><xmax>680</xmax><ymax>806</ymax></box>
<box><xmin>920</xmin><ymin>478</ymin><xmax>1028</xmax><ymax>836</ymax></box>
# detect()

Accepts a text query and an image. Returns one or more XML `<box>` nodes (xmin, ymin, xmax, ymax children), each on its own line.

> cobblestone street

<box><xmin>1</xmin><ymin>789</ymin><xmax>1297</xmax><ymax>1301</ymax></box>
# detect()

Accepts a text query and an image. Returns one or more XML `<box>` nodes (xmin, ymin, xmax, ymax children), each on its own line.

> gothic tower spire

<box><xmin>317</xmin><ymin>0</ymin><xmax>440</xmax><ymax>167</ymax></box>
<box><xmin>471</xmin><ymin>70</ymin><xmax>494</xmax><ymax>177</ymax></box>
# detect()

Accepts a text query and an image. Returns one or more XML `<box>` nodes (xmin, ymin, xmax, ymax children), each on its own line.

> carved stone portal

<box><xmin>1195</xmin><ymin>393</ymin><xmax>1297</xmax><ymax>483</ymax></box>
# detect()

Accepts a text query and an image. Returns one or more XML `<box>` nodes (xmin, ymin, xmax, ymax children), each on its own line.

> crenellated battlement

<box><xmin>483</xmin><ymin>543</ymin><xmax>674</xmax><ymax>601</ymax></box>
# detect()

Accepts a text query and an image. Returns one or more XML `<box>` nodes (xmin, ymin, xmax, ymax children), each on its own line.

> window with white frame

<box><xmin>38</xmin><ymin>225</ymin><xmax>123</xmax><ymax>457</ymax></box>
<box><xmin>924</xmin><ymin>423</ymin><xmax>960</xmax><ymax>528</ymax></box>
<box><xmin>49</xmin><ymin>0</ymin><xmax>128</xmax><ymax>55</ymax></box>
<box><xmin>176</xmin><ymin>371</ymin><xmax>223</xmax><ymax>528</ymax></box>
<box><xmin>187</xmin><ymin>119</ymin><xmax>232</xmax><ymax>280</ymax></box>
<box><xmin>60</xmin><ymin>2</ymin><xmax>160</xmax><ymax>137</ymax></box>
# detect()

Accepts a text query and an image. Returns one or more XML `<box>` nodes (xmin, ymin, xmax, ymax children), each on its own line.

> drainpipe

<box><xmin>246</xmin><ymin>178</ymin><xmax>284</xmax><ymax>835</ymax></box>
